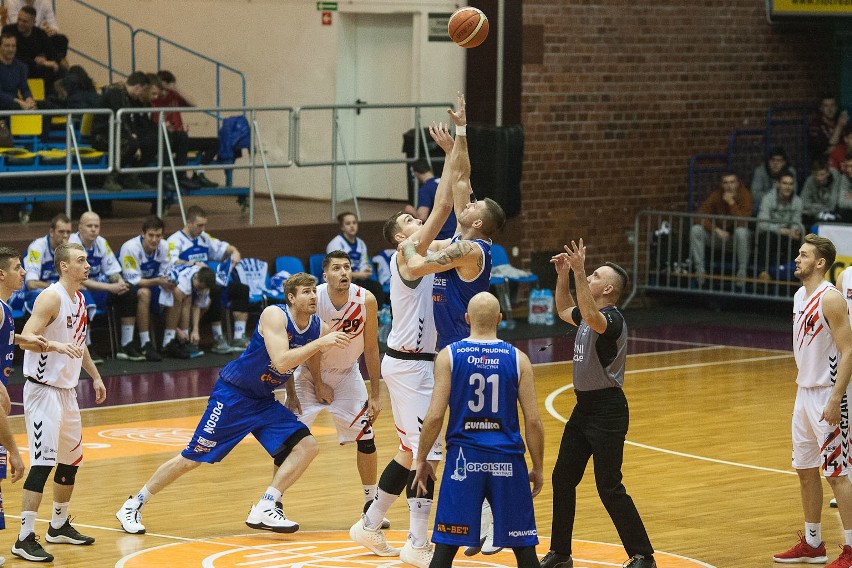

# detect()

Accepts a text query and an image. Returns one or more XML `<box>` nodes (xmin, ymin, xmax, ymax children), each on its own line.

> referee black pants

<box><xmin>550</xmin><ymin>387</ymin><xmax>653</xmax><ymax>558</ymax></box>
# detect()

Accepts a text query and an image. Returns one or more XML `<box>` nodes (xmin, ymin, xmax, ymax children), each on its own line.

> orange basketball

<box><xmin>448</xmin><ymin>6</ymin><xmax>489</xmax><ymax>48</ymax></box>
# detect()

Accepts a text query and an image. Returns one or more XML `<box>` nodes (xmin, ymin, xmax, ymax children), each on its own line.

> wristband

<box><xmin>456</xmin><ymin>125</ymin><xmax>466</xmax><ymax>137</ymax></box>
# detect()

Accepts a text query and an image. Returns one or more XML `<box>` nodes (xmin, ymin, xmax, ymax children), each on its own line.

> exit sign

<box><xmin>316</xmin><ymin>1</ymin><xmax>337</xmax><ymax>10</ymax></box>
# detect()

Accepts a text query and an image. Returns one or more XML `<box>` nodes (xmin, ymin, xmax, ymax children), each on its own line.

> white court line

<box><xmin>543</xmin><ymin>353</ymin><xmax>796</xmax><ymax>476</ymax></box>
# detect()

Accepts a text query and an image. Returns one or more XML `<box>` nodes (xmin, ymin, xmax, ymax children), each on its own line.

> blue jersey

<box><xmin>219</xmin><ymin>304</ymin><xmax>321</xmax><ymax>399</ymax></box>
<box><xmin>445</xmin><ymin>339</ymin><xmax>524</xmax><ymax>455</ymax></box>
<box><xmin>0</xmin><ymin>299</ymin><xmax>13</xmax><ymax>385</ymax></box>
<box><xmin>433</xmin><ymin>237</ymin><xmax>492</xmax><ymax>349</ymax></box>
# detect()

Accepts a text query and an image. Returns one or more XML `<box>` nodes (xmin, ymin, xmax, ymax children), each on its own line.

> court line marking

<box><xmin>534</xmin><ymin>345</ymin><xmax>791</xmax><ymax>368</ymax></box>
<box><xmin>543</xmin><ymin>354</ymin><xmax>796</xmax><ymax>477</ymax></box>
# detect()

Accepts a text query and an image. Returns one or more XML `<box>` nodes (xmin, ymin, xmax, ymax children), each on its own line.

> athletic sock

<box><xmin>121</xmin><ymin>325</ymin><xmax>134</xmax><ymax>347</ymax></box>
<box><xmin>407</xmin><ymin>497</ymin><xmax>432</xmax><ymax>547</ymax></box>
<box><xmin>805</xmin><ymin>522</ymin><xmax>822</xmax><ymax>548</ymax></box>
<box><xmin>136</xmin><ymin>485</ymin><xmax>153</xmax><ymax>506</ymax></box>
<box><xmin>19</xmin><ymin>511</ymin><xmax>36</xmax><ymax>541</ymax></box>
<box><xmin>139</xmin><ymin>331</ymin><xmax>150</xmax><ymax>346</ymax></box>
<box><xmin>845</xmin><ymin>529</ymin><xmax>852</xmax><ymax>547</ymax></box>
<box><xmin>363</xmin><ymin>484</ymin><xmax>377</xmax><ymax>504</ymax></box>
<box><xmin>50</xmin><ymin>501</ymin><xmax>69</xmax><ymax>529</ymax></box>
<box><xmin>234</xmin><ymin>321</ymin><xmax>246</xmax><ymax>340</ymax></box>
<box><xmin>364</xmin><ymin>489</ymin><xmax>397</xmax><ymax>530</ymax></box>
<box><xmin>212</xmin><ymin>323</ymin><xmax>223</xmax><ymax>338</ymax></box>
<box><xmin>162</xmin><ymin>329</ymin><xmax>176</xmax><ymax>347</ymax></box>
<box><xmin>257</xmin><ymin>487</ymin><xmax>282</xmax><ymax>509</ymax></box>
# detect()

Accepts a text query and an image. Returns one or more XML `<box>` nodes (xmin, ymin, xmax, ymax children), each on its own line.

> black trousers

<box><xmin>550</xmin><ymin>387</ymin><xmax>653</xmax><ymax>558</ymax></box>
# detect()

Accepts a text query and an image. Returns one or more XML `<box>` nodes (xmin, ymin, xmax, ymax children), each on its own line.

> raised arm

<box><xmin>516</xmin><ymin>351</ymin><xmax>544</xmax><ymax>497</ymax></box>
<box><xmin>400</xmin><ymin>238</ymin><xmax>483</xmax><ymax>279</ymax></box>
<box><xmin>552</xmin><ymin>251</ymin><xmax>577</xmax><ymax>325</ymax></box>
<box><xmin>563</xmin><ymin>239</ymin><xmax>608</xmax><ymax>334</ymax></box>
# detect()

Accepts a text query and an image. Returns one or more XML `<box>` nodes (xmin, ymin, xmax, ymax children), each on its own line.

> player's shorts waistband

<box><xmin>385</xmin><ymin>348</ymin><xmax>436</xmax><ymax>362</ymax></box>
<box><xmin>25</xmin><ymin>376</ymin><xmax>66</xmax><ymax>389</ymax></box>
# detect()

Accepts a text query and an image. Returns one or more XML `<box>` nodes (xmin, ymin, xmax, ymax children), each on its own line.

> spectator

<box><xmin>326</xmin><ymin>211</ymin><xmax>386</xmax><ymax>307</ymax></box>
<box><xmin>165</xmin><ymin>205</ymin><xmax>249</xmax><ymax>354</ymax></box>
<box><xmin>837</xmin><ymin>152</ymin><xmax>852</xmax><ymax>223</ymax></box>
<box><xmin>810</xmin><ymin>95</ymin><xmax>849</xmax><ymax>160</ymax></box>
<box><xmin>4</xmin><ymin>0</ymin><xmax>67</xmax><ymax>61</ymax></box>
<box><xmin>371</xmin><ymin>248</ymin><xmax>395</xmax><ymax>290</ymax></box>
<box><xmin>689</xmin><ymin>172</ymin><xmax>752</xmax><ymax>287</ymax></box>
<box><xmin>159</xmin><ymin>264</ymin><xmax>216</xmax><ymax>359</ymax></box>
<box><xmin>92</xmin><ymin>71</ymin><xmax>155</xmax><ymax>191</ymax></box>
<box><xmin>0</xmin><ymin>31</ymin><xmax>34</xmax><ymax>111</ymax></box>
<box><xmin>23</xmin><ymin>212</ymin><xmax>71</xmax><ymax>311</ymax></box>
<box><xmin>1</xmin><ymin>5</ymin><xmax>61</xmax><ymax>94</ymax></box>
<box><xmin>118</xmin><ymin>215</ymin><xmax>175</xmax><ymax>362</ymax></box>
<box><xmin>69</xmin><ymin>212</ymin><xmax>139</xmax><ymax>363</ymax></box>
<box><xmin>751</xmin><ymin>147</ymin><xmax>798</xmax><ymax>214</ymax></box>
<box><xmin>756</xmin><ymin>171</ymin><xmax>803</xmax><ymax>274</ymax></box>
<box><xmin>152</xmin><ymin>70</ymin><xmax>220</xmax><ymax>189</ymax></box>
<box><xmin>800</xmin><ymin>158</ymin><xmax>841</xmax><ymax>228</ymax></box>
<box><xmin>50</xmin><ymin>64</ymin><xmax>97</xmax><ymax>109</ymax></box>
<box><xmin>829</xmin><ymin>124</ymin><xmax>852</xmax><ymax>172</ymax></box>
<box><xmin>404</xmin><ymin>158</ymin><xmax>457</xmax><ymax>240</ymax></box>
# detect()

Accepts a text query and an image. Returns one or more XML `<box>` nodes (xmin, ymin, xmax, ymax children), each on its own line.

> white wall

<box><xmin>57</xmin><ymin>0</ymin><xmax>465</xmax><ymax>204</ymax></box>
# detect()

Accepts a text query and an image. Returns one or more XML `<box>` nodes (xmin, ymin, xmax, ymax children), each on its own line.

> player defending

<box><xmin>412</xmin><ymin>292</ymin><xmax>544</xmax><ymax>568</ymax></box>
<box><xmin>773</xmin><ymin>234</ymin><xmax>852</xmax><ymax>568</ymax></box>
<box><xmin>350</xmin><ymin>96</ymin><xmax>471</xmax><ymax>568</ymax></box>
<box><xmin>291</xmin><ymin>251</ymin><xmax>383</xmax><ymax>518</ymax></box>
<box><xmin>14</xmin><ymin>243</ymin><xmax>107</xmax><ymax>563</ymax></box>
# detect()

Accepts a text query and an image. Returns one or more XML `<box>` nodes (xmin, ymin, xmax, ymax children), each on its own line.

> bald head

<box><xmin>77</xmin><ymin>211</ymin><xmax>102</xmax><ymax>245</ymax></box>
<box><xmin>466</xmin><ymin>292</ymin><xmax>502</xmax><ymax>335</ymax></box>
<box><xmin>79</xmin><ymin>211</ymin><xmax>100</xmax><ymax>225</ymax></box>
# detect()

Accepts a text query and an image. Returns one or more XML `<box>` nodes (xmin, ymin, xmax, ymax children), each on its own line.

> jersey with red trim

<box><xmin>386</xmin><ymin>252</ymin><xmax>437</xmax><ymax>354</ymax></box>
<box><xmin>839</xmin><ymin>267</ymin><xmax>852</xmax><ymax>324</ymax></box>
<box><xmin>316</xmin><ymin>282</ymin><xmax>366</xmax><ymax>370</ymax></box>
<box><xmin>22</xmin><ymin>283</ymin><xmax>87</xmax><ymax>388</ymax></box>
<box><xmin>793</xmin><ymin>280</ymin><xmax>843</xmax><ymax>388</ymax></box>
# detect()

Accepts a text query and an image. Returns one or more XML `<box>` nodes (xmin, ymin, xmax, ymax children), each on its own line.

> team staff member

<box><xmin>542</xmin><ymin>239</ymin><xmax>656</xmax><ymax>568</ymax></box>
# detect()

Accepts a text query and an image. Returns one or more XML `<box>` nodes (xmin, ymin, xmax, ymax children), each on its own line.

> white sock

<box><xmin>257</xmin><ymin>486</ymin><xmax>282</xmax><ymax>509</ymax></box>
<box><xmin>234</xmin><ymin>321</ymin><xmax>246</xmax><ymax>340</ymax></box>
<box><xmin>407</xmin><ymin>498</ymin><xmax>432</xmax><ymax>547</ymax></box>
<box><xmin>50</xmin><ymin>501</ymin><xmax>69</xmax><ymax>529</ymax></box>
<box><xmin>845</xmin><ymin>529</ymin><xmax>852</xmax><ymax>547</ymax></box>
<box><xmin>212</xmin><ymin>323</ymin><xmax>223</xmax><ymax>338</ymax></box>
<box><xmin>806</xmin><ymin>522</ymin><xmax>822</xmax><ymax>547</ymax></box>
<box><xmin>137</xmin><ymin>485</ymin><xmax>154</xmax><ymax>506</ymax></box>
<box><xmin>365</xmin><ymin>488</ymin><xmax>398</xmax><ymax>530</ymax></box>
<box><xmin>19</xmin><ymin>511</ymin><xmax>36</xmax><ymax>540</ymax></box>
<box><xmin>163</xmin><ymin>329</ymin><xmax>176</xmax><ymax>347</ymax></box>
<box><xmin>139</xmin><ymin>331</ymin><xmax>150</xmax><ymax>346</ymax></box>
<box><xmin>363</xmin><ymin>484</ymin><xmax>377</xmax><ymax>504</ymax></box>
<box><xmin>121</xmin><ymin>325</ymin><xmax>135</xmax><ymax>346</ymax></box>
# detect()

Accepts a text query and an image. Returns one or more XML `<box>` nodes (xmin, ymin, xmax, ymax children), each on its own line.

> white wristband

<box><xmin>456</xmin><ymin>125</ymin><xmax>466</xmax><ymax>137</ymax></box>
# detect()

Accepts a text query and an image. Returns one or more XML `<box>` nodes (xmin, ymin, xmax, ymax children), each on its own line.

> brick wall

<box><xmin>519</xmin><ymin>1</ymin><xmax>836</xmax><ymax>272</ymax></box>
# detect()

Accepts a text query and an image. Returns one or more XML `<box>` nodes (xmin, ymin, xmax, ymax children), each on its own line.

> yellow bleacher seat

<box><xmin>26</xmin><ymin>78</ymin><xmax>44</xmax><ymax>101</ymax></box>
<box><xmin>11</xmin><ymin>114</ymin><xmax>42</xmax><ymax>137</ymax></box>
<box><xmin>80</xmin><ymin>113</ymin><xmax>94</xmax><ymax>136</ymax></box>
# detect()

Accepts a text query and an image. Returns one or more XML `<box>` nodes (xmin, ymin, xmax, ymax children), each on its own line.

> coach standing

<box><xmin>541</xmin><ymin>239</ymin><xmax>656</xmax><ymax>568</ymax></box>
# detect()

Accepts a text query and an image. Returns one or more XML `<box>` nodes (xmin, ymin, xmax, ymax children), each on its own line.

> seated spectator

<box><xmin>165</xmin><ymin>205</ymin><xmax>249</xmax><ymax>354</ymax></box>
<box><xmin>50</xmin><ymin>64</ymin><xmax>97</xmax><ymax>109</ymax></box>
<box><xmin>1</xmin><ymin>5</ymin><xmax>61</xmax><ymax>95</ymax></box>
<box><xmin>118</xmin><ymin>215</ymin><xmax>175</xmax><ymax>363</ymax></box>
<box><xmin>152</xmin><ymin>70</ymin><xmax>220</xmax><ymax>189</ymax></box>
<box><xmin>23</xmin><ymin>212</ymin><xmax>70</xmax><ymax>312</ymax></box>
<box><xmin>70</xmin><ymin>212</ymin><xmax>138</xmax><ymax>363</ymax></box>
<box><xmin>326</xmin><ymin>211</ymin><xmax>386</xmax><ymax>307</ymax></box>
<box><xmin>4</xmin><ymin>0</ymin><xmax>67</xmax><ymax>62</ymax></box>
<box><xmin>751</xmin><ymin>147</ymin><xmax>798</xmax><ymax>215</ymax></box>
<box><xmin>404</xmin><ymin>158</ymin><xmax>457</xmax><ymax>240</ymax></box>
<box><xmin>0</xmin><ymin>31</ymin><xmax>32</xmax><ymax>111</ymax></box>
<box><xmin>837</xmin><ymin>152</ymin><xmax>852</xmax><ymax>223</ymax></box>
<box><xmin>809</xmin><ymin>95</ymin><xmax>848</xmax><ymax>160</ymax></box>
<box><xmin>800</xmin><ymin>158</ymin><xmax>841</xmax><ymax>228</ymax></box>
<box><xmin>371</xmin><ymin>248</ymin><xmax>395</xmax><ymax>290</ymax></box>
<box><xmin>689</xmin><ymin>172</ymin><xmax>752</xmax><ymax>287</ymax></box>
<box><xmin>829</xmin><ymin>124</ymin><xmax>852</xmax><ymax>171</ymax></box>
<box><xmin>159</xmin><ymin>264</ymin><xmax>216</xmax><ymax>359</ymax></box>
<box><xmin>756</xmin><ymin>171</ymin><xmax>803</xmax><ymax>274</ymax></box>
<box><xmin>92</xmin><ymin>71</ymin><xmax>155</xmax><ymax>191</ymax></box>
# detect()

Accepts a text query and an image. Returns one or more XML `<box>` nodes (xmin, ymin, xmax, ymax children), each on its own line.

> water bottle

<box><xmin>378</xmin><ymin>306</ymin><xmax>392</xmax><ymax>343</ymax></box>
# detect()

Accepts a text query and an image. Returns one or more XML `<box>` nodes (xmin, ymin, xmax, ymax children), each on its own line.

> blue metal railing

<box><xmin>765</xmin><ymin>102</ymin><xmax>814</xmax><ymax>182</ymax></box>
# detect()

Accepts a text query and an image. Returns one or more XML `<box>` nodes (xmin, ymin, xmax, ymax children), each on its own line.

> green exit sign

<box><xmin>317</xmin><ymin>1</ymin><xmax>338</xmax><ymax>10</ymax></box>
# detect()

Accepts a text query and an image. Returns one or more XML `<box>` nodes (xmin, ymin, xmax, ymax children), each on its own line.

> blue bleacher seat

<box><xmin>308</xmin><ymin>254</ymin><xmax>325</xmax><ymax>283</ymax></box>
<box><xmin>275</xmin><ymin>256</ymin><xmax>306</xmax><ymax>275</ymax></box>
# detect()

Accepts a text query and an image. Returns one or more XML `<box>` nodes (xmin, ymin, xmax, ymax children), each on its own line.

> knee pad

<box><xmin>357</xmin><ymin>438</ymin><xmax>376</xmax><ymax>455</ymax></box>
<box><xmin>405</xmin><ymin>469</ymin><xmax>434</xmax><ymax>500</ymax></box>
<box><xmin>54</xmin><ymin>463</ymin><xmax>78</xmax><ymax>486</ymax></box>
<box><xmin>273</xmin><ymin>428</ymin><xmax>312</xmax><ymax>466</ymax></box>
<box><xmin>378</xmin><ymin>459</ymin><xmax>410</xmax><ymax>496</ymax></box>
<box><xmin>23</xmin><ymin>465</ymin><xmax>53</xmax><ymax>493</ymax></box>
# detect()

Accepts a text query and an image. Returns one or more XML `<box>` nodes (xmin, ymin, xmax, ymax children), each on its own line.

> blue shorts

<box><xmin>181</xmin><ymin>380</ymin><xmax>310</xmax><ymax>464</ymax></box>
<box><xmin>433</xmin><ymin>445</ymin><xmax>538</xmax><ymax>549</ymax></box>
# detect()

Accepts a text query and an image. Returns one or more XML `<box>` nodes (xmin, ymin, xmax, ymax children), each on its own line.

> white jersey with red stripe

<box><xmin>23</xmin><ymin>282</ymin><xmax>87</xmax><ymax>388</ymax></box>
<box><xmin>838</xmin><ymin>266</ymin><xmax>852</xmax><ymax>323</ymax></box>
<box><xmin>316</xmin><ymin>282</ymin><xmax>366</xmax><ymax>371</ymax></box>
<box><xmin>793</xmin><ymin>280</ymin><xmax>844</xmax><ymax>388</ymax></box>
<box><xmin>386</xmin><ymin>252</ymin><xmax>437</xmax><ymax>354</ymax></box>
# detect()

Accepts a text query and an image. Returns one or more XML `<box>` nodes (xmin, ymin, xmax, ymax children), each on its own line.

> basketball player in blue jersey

<box><xmin>116</xmin><ymin>273</ymin><xmax>351</xmax><ymax>536</ymax></box>
<box><xmin>412</xmin><ymin>292</ymin><xmax>544</xmax><ymax>568</ymax></box>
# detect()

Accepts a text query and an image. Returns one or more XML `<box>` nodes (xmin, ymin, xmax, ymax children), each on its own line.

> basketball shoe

<box><xmin>540</xmin><ymin>550</ymin><xmax>574</xmax><ymax>568</ymax></box>
<box><xmin>11</xmin><ymin>533</ymin><xmax>53</xmax><ymax>562</ymax></box>
<box><xmin>826</xmin><ymin>544</ymin><xmax>852</xmax><ymax>568</ymax></box>
<box><xmin>349</xmin><ymin>515</ymin><xmax>399</xmax><ymax>557</ymax></box>
<box><xmin>116</xmin><ymin>497</ymin><xmax>146</xmax><ymax>534</ymax></box>
<box><xmin>773</xmin><ymin>531</ymin><xmax>828</xmax><ymax>563</ymax></box>
<box><xmin>246</xmin><ymin>502</ymin><xmax>299</xmax><ymax>533</ymax></box>
<box><xmin>45</xmin><ymin>519</ymin><xmax>95</xmax><ymax>545</ymax></box>
<box><xmin>623</xmin><ymin>554</ymin><xmax>657</xmax><ymax>567</ymax></box>
<box><xmin>399</xmin><ymin>534</ymin><xmax>433</xmax><ymax>568</ymax></box>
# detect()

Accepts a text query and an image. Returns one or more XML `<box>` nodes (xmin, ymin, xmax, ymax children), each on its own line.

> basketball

<box><xmin>448</xmin><ymin>7</ymin><xmax>489</xmax><ymax>48</ymax></box>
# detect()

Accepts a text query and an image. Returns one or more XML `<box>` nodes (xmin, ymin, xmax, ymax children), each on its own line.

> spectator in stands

<box><xmin>49</xmin><ymin>64</ymin><xmax>97</xmax><ymax>109</ymax></box>
<box><xmin>165</xmin><ymin>205</ymin><xmax>249</xmax><ymax>354</ymax></box>
<box><xmin>4</xmin><ymin>0</ymin><xmax>67</xmax><ymax>62</ymax></box>
<box><xmin>0</xmin><ymin>31</ymin><xmax>33</xmax><ymax>110</ymax></box>
<box><xmin>756</xmin><ymin>171</ymin><xmax>803</xmax><ymax>273</ymax></box>
<box><xmin>70</xmin><ymin>212</ymin><xmax>140</xmax><ymax>362</ymax></box>
<box><xmin>2</xmin><ymin>5</ymin><xmax>61</xmax><ymax>95</ymax></box>
<box><xmin>689</xmin><ymin>172</ymin><xmax>752</xmax><ymax>288</ymax></box>
<box><xmin>326</xmin><ymin>211</ymin><xmax>386</xmax><ymax>307</ymax></box>
<box><xmin>152</xmin><ymin>70</ymin><xmax>220</xmax><ymax>189</ymax></box>
<box><xmin>829</xmin><ymin>124</ymin><xmax>852</xmax><ymax>172</ymax></box>
<box><xmin>800</xmin><ymin>158</ymin><xmax>841</xmax><ymax>228</ymax></box>
<box><xmin>119</xmin><ymin>215</ymin><xmax>175</xmax><ymax>363</ymax></box>
<box><xmin>160</xmin><ymin>264</ymin><xmax>216</xmax><ymax>359</ymax></box>
<box><xmin>751</xmin><ymin>147</ymin><xmax>797</xmax><ymax>215</ymax></box>
<box><xmin>810</xmin><ymin>95</ymin><xmax>848</xmax><ymax>160</ymax></box>
<box><xmin>92</xmin><ymin>71</ymin><xmax>155</xmax><ymax>191</ymax></box>
<box><xmin>404</xmin><ymin>158</ymin><xmax>457</xmax><ymax>240</ymax></box>
<box><xmin>23</xmin><ymin>213</ymin><xmax>71</xmax><ymax>310</ymax></box>
<box><xmin>837</xmin><ymin>152</ymin><xmax>852</xmax><ymax>223</ymax></box>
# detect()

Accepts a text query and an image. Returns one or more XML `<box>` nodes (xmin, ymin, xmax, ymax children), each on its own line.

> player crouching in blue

<box><xmin>412</xmin><ymin>292</ymin><xmax>545</xmax><ymax>568</ymax></box>
<box><xmin>115</xmin><ymin>273</ymin><xmax>351</xmax><ymax>535</ymax></box>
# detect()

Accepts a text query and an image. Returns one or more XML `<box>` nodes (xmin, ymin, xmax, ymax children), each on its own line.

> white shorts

<box><xmin>792</xmin><ymin>385</ymin><xmax>851</xmax><ymax>476</ymax></box>
<box><xmin>293</xmin><ymin>365</ymin><xmax>374</xmax><ymax>444</ymax></box>
<box><xmin>381</xmin><ymin>355</ymin><xmax>442</xmax><ymax>462</ymax></box>
<box><xmin>23</xmin><ymin>381</ymin><xmax>83</xmax><ymax>467</ymax></box>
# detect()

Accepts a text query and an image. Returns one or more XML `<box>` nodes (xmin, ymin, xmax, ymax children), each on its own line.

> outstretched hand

<box><xmin>429</xmin><ymin>122</ymin><xmax>454</xmax><ymax>155</ymax></box>
<box><xmin>563</xmin><ymin>239</ymin><xmax>587</xmax><ymax>273</ymax></box>
<box><xmin>447</xmin><ymin>91</ymin><xmax>466</xmax><ymax>127</ymax></box>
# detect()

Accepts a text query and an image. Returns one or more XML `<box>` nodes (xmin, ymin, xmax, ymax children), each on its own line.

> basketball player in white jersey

<box><xmin>773</xmin><ymin>234</ymin><xmax>852</xmax><ymax>568</ymax></box>
<box><xmin>350</xmin><ymin>95</ymin><xmax>474</xmax><ymax>568</ymax></box>
<box><xmin>291</xmin><ymin>250</ymin><xmax>384</xmax><ymax>518</ymax></box>
<box><xmin>13</xmin><ymin>243</ymin><xmax>107</xmax><ymax>563</ymax></box>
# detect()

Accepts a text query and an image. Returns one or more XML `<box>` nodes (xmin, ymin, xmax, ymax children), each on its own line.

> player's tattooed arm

<box><xmin>403</xmin><ymin>240</ymin><xmax>476</xmax><ymax>277</ymax></box>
